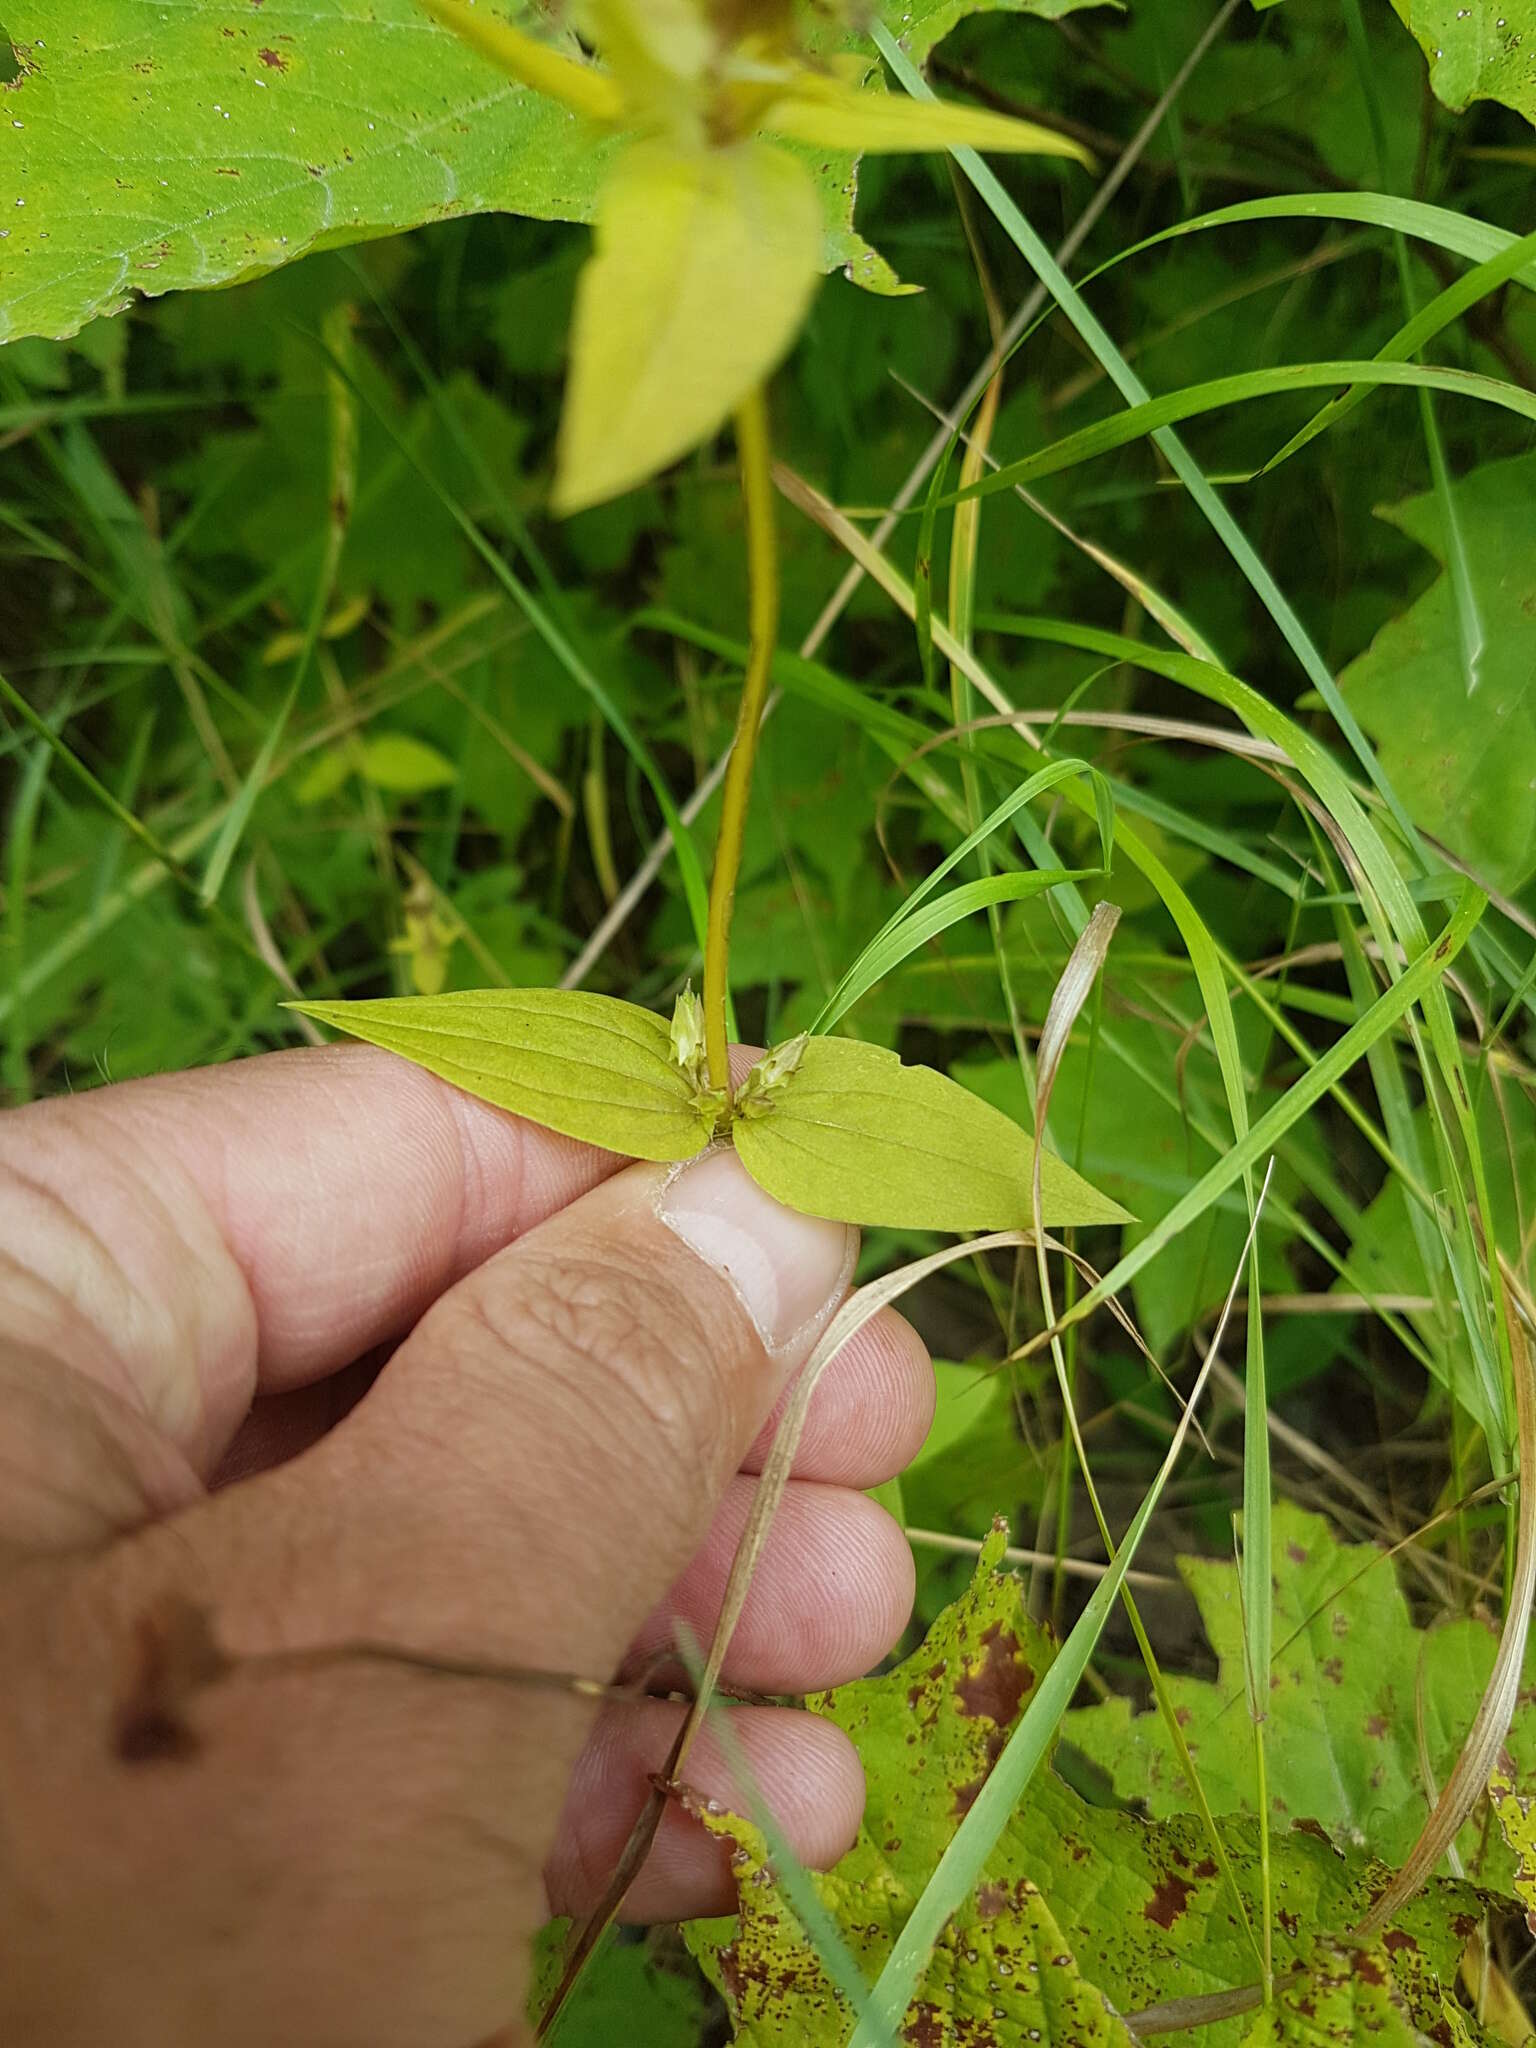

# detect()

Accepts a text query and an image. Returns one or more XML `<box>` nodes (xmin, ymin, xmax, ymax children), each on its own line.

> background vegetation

<box><xmin>3</xmin><ymin>0</ymin><xmax>1536</xmax><ymax>2041</ymax></box>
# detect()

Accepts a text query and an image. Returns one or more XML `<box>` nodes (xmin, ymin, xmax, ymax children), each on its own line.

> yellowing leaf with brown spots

<box><xmin>1067</xmin><ymin>1501</ymin><xmax>1536</xmax><ymax>1898</ymax></box>
<box><xmin>683</xmin><ymin>1526</ymin><xmax>1490</xmax><ymax>2047</ymax></box>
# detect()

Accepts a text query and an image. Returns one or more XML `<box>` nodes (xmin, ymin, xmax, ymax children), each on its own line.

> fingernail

<box><xmin>657</xmin><ymin>1148</ymin><xmax>856</xmax><ymax>1359</ymax></box>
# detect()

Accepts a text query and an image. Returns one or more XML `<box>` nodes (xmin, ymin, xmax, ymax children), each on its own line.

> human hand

<box><xmin>0</xmin><ymin>1045</ymin><xmax>932</xmax><ymax>2047</ymax></box>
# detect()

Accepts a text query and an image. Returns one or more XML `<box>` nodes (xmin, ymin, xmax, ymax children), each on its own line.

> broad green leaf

<box><xmin>1388</xmin><ymin>0</ymin><xmax>1536</xmax><ymax>126</ymax></box>
<box><xmin>1487</xmin><ymin>1752</ymin><xmax>1536</xmax><ymax>1932</ymax></box>
<box><xmin>1342</xmin><ymin>454</ymin><xmax>1536</xmax><ymax>894</ymax></box>
<box><xmin>0</xmin><ymin>2</ymin><xmax>887</xmax><ymax>345</ymax></box>
<box><xmin>356</xmin><ymin>733</ymin><xmax>458</xmax><ymax>795</ymax></box>
<box><xmin>686</xmin><ymin>1531</ymin><xmax>1489</xmax><ymax>2047</ymax></box>
<box><xmin>732</xmin><ymin>1036</ymin><xmax>1131</xmax><ymax>1232</ymax></box>
<box><xmin>688</xmin><ymin>1526</ymin><xmax>1142</xmax><ymax>2048</ymax></box>
<box><xmin>553</xmin><ymin>137</ymin><xmax>822</xmax><ymax>512</ymax></box>
<box><xmin>1238</xmin><ymin>1932</ymin><xmax>1482</xmax><ymax>2048</ymax></box>
<box><xmin>527</xmin><ymin>1923</ymin><xmax>708</xmax><ymax>2044</ymax></box>
<box><xmin>877</xmin><ymin>0</ymin><xmax>1117</xmax><ymax>66</ymax></box>
<box><xmin>0</xmin><ymin>1</ymin><xmax>611</xmax><ymax>345</ymax></box>
<box><xmin>1065</xmin><ymin>1501</ymin><xmax>1536</xmax><ymax>1898</ymax></box>
<box><xmin>289</xmin><ymin>989</ymin><xmax>717</xmax><ymax>1162</ymax></box>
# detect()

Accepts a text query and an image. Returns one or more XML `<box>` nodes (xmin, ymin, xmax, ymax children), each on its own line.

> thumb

<box><xmin>282</xmin><ymin>1144</ymin><xmax>858</xmax><ymax>1678</ymax></box>
<box><xmin>0</xmin><ymin>1150</ymin><xmax>856</xmax><ymax>2048</ymax></box>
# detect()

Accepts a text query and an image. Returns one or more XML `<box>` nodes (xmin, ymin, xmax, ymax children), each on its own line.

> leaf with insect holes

<box><xmin>553</xmin><ymin>136</ymin><xmax>823</xmax><ymax>513</ymax></box>
<box><xmin>1065</xmin><ymin>1501</ymin><xmax>1536</xmax><ymax>1898</ymax></box>
<box><xmin>1488</xmin><ymin>1751</ymin><xmax>1536</xmax><ymax>1934</ymax></box>
<box><xmin>731</xmin><ymin>1035</ymin><xmax>1131</xmax><ymax>1231</ymax></box>
<box><xmin>288</xmin><ymin>990</ymin><xmax>720</xmax><ymax>1162</ymax></box>
<box><xmin>1234</xmin><ymin>1931</ymin><xmax>1485</xmax><ymax>2048</ymax></box>
<box><xmin>684</xmin><ymin>1529</ymin><xmax>1490</xmax><ymax>2047</ymax></box>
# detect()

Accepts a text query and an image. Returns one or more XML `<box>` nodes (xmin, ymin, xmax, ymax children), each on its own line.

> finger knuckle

<box><xmin>512</xmin><ymin>1245</ymin><xmax>736</xmax><ymax>1493</ymax></box>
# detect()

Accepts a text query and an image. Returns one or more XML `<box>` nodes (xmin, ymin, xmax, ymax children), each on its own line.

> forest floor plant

<box><xmin>3</xmin><ymin>2</ymin><xmax>1536</xmax><ymax>2044</ymax></box>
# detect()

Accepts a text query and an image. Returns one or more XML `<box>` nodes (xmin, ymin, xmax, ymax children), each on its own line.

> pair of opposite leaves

<box><xmin>292</xmin><ymin>988</ymin><xmax>1128</xmax><ymax>1232</ymax></box>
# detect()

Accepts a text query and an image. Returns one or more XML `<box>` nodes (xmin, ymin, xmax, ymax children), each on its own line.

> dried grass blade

<box><xmin>1355</xmin><ymin>1300</ymin><xmax>1536</xmax><ymax>1937</ymax></box>
<box><xmin>537</xmin><ymin>1230</ymin><xmax>1040</xmax><ymax>2038</ymax></box>
<box><xmin>847</xmin><ymin>1163</ymin><xmax>1276</xmax><ymax>2046</ymax></box>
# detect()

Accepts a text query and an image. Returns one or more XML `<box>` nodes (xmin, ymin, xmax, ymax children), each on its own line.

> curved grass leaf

<box><xmin>953</xmin><ymin>360</ymin><xmax>1536</xmax><ymax>507</ymax></box>
<box><xmin>811</xmin><ymin>756</ymin><xmax>1112</xmax><ymax>1034</ymax></box>
<box><xmin>733</xmin><ymin>1036</ymin><xmax>1131</xmax><ymax>1231</ymax></box>
<box><xmin>1260</xmin><ymin>225</ymin><xmax>1536</xmax><ymax>476</ymax></box>
<box><xmin>289</xmin><ymin>989</ymin><xmax>716</xmax><ymax>1161</ymax></box>
<box><xmin>814</xmin><ymin>867</ymin><xmax>1095</xmax><ymax>1036</ymax></box>
<box><xmin>1073</xmin><ymin>193</ymin><xmax>1536</xmax><ymax>301</ymax></box>
<box><xmin>868</xmin><ymin>26</ymin><xmax>1524</xmax><ymax>903</ymax></box>
<box><xmin>975</xmin><ymin>612</ymin><xmax>1511</xmax><ymax>1448</ymax></box>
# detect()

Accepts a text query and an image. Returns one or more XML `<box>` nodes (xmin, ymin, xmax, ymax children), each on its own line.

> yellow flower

<box><xmin>419</xmin><ymin>0</ymin><xmax>1088</xmax><ymax>510</ymax></box>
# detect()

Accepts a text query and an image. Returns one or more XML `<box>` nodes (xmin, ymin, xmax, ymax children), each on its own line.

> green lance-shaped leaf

<box><xmin>554</xmin><ymin>135</ymin><xmax>823</xmax><ymax>513</ymax></box>
<box><xmin>356</xmin><ymin>733</ymin><xmax>459</xmax><ymax>794</ymax></box>
<box><xmin>731</xmin><ymin>1036</ymin><xmax>1131</xmax><ymax>1232</ymax></box>
<box><xmin>289</xmin><ymin>989</ymin><xmax>718</xmax><ymax>1162</ymax></box>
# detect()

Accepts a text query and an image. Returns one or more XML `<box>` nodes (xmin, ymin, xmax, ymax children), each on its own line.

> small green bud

<box><xmin>690</xmin><ymin>1083</ymin><xmax>731</xmax><ymax>1137</ymax></box>
<box><xmin>734</xmin><ymin>1031</ymin><xmax>809</xmax><ymax>1120</ymax></box>
<box><xmin>669</xmin><ymin>984</ymin><xmax>708</xmax><ymax>1084</ymax></box>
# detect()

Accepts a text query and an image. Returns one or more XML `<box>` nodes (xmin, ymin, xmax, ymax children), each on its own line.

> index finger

<box><xmin>0</xmin><ymin>1044</ymin><xmax>624</xmax><ymax>1471</ymax></box>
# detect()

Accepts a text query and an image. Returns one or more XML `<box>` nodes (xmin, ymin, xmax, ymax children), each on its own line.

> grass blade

<box><xmin>949</xmin><ymin>360</ymin><xmax>1536</xmax><ymax>506</ymax></box>
<box><xmin>870</xmin><ymin>19</ymin><xmax>1443</xmax><ymax>868</ymax></box>
<box><xmin>814</xmin><ymin>868</ymin><xmax>1094</xmax><ymax>1036</ymax></box>
<box><xmin>847</xmin><ymin>1164</ymin><xmax>1276</xmax><ymax>2047</ymax></box>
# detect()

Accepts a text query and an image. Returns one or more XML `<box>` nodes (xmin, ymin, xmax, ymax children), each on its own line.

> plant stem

<box><xmin>703</xmin><ymin>385</ymin><xmax>778</xmax><ymax>1095</ymax></box>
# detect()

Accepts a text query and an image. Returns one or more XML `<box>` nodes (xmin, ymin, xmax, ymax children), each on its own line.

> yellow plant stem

<box><xmin>703</xmin><ymin>386</ymin><xmax>779</xmax><ymax>1095</ymax></box>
